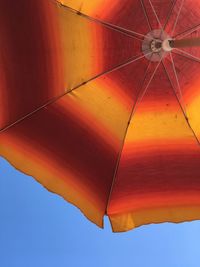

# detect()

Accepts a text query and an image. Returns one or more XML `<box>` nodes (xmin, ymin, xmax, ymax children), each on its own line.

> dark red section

<box><xmin>142</xmin><ymin>0</ymin><xmax>174</xmax><ymax>30</ymax></box>
<box><xmin>113</xmin><ymin>152</ymin><xmax>200</xmax><ymax>200</ymax></box>
<box><xmin>102</xmin><ymin>0</ymin><xmax>150</xmax><ymax>36</ymax></box>
<box><xmin>105</xmin><ymin>57</ymin><xmax>150</xmax><ymax>101</ymax></box>
<box><xmin>166</xmin><ymin>52</ymin><xmax>200</xmax><ymax>97</ymax></box>
<box><xmin>165</xmin><ymin>0</ymin><xmax>200</xmax><ymax>37</ymax></box>
<box><xmin>0</xmin><ymin>0</ymin><xmax>63</xmax><ymax>129</ymax></box>
<box><xmin>101</xmin><ymin>27</ymin><xmax>142</xmax><ymax>73</ymax></box>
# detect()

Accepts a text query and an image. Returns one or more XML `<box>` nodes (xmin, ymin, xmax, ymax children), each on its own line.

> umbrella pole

<box><xmin>142</xmin><ymin>30</ymin><xmax>200</xmax><ymax>58</ymax></box>
<box><xmin>169</xmin><ymin>38</ymin><xmax>200</xmax><ymax>49</ymax></box>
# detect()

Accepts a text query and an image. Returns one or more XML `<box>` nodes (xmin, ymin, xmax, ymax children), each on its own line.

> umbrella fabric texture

<box><xmin>1</xmin><ymin>0</ymin><xmax>200</xmax><ymax>232</ymax></box>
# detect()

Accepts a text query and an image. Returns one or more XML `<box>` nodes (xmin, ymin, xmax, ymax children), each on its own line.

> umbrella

<box><xmin>1</xmin><ymin>0</ymin><xmax>200</xmax><ymax>232</ymax></box>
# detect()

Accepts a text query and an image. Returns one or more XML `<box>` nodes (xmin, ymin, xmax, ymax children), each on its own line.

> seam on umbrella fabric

<box><xmin>0</xmin><ymin>52</ymin><xmax>150</xmax><ymax>134</ymax></box>
<box><xmin>162</xmin><ymin>60</ymin><xmax>200</xmax><ymax>146</ymax></box>
<box><xmin>53</xmin><ymin>0</ymin><xmax>148</xmax><ymax>41</ymax></box>
<box><xmin>105</xmin><ymin>56</ymin><xmax>162</xmax><ymax>215</ymax></box>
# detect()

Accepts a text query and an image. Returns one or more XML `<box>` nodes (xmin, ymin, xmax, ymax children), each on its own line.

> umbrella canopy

<box><xmin>1</xmin><ymin>0</ymin><xmax>200</xmax><ymax>232</ymax></box>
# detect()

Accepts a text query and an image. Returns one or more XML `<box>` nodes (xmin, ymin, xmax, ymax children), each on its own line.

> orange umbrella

<box><xmin>1</xmin><ymin>0</ymin><xmax>200</xmax><ymax>232</ymax></box>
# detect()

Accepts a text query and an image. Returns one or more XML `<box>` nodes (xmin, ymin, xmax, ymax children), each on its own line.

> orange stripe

<box><xmin>0</xmin><ymin>133</ymin><xmax>105</xmax><ymax>227</ymax></box>
<box><xmin>109</xmin><ymin>205</ymin><xmax>200</xmax><ymax>232</ymax></box>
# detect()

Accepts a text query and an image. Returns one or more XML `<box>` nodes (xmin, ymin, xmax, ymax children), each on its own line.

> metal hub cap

<box><xmin>142</xmin><ymin>29</ymin><xmax>172</xmax><ymax>62</ymax></box>
<box><xmin>150</xmin><ymin>39</ymin><xmax>162</xmax><ymax>53</ymax></box>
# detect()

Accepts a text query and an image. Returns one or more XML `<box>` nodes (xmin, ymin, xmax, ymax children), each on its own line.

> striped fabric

<box><xmin>1</xmin><ymin>0</ymin><xmax>200</xmax><ymax>232</ymax></box>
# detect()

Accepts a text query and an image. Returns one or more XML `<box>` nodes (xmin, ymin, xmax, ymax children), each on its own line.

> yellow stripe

<box><xmin>187</xmin><ymin>94</ymin><xmax>200</xmax><ymax>138</ymax></box>
<box><xmin>57</xmin><ymin>0</ymin><xmax>120</xmax><ymax>16</ymax></box>
<box><xmin>126</xmin><ymin>110</ymin><xmax>194</xmax><ymax>143</ymax></box>
<box><xmin>58</xmin><ymin>78</ymin><xmax>131</xmax><ymax>144</ymax></box>
<box><xmin>56</xmin><ymin>6</ymin><xmax>95</xmax><ymax>90</ymax></box>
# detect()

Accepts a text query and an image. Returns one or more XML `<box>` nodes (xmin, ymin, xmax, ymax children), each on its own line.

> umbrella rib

<box><xmin>163</xmin><ymin>0</ymin><xmax>177</xmax><ymax>30</ymax></box>
<box><xmin>105</xmin><ymin>57</ymin><xmax>161</xmax><ymax>214</ymax></box>
<box><xmin>54</xmin><ymin>0</ymin><xmax>146</xmax><ymax>41</ymax></box>
<box><xmin>170</xmin><ymin>0</ymin><xmax>185</xmax><ymax>37</ymax></box>
<box><xmin>139</xmin><ymin>0</ymin><xmax>152</xmax><ymax>31</ymax></box>
<box><xmin>162</xmin><ymin>60</ymin><xmax>200</xmax><ymax>145</ymax></box>
<box><xmin>173</xmin><ymin>23</ymin><xmax>200</xmax><ymax>39</ymax></box>
<box><xmin>169</xmin><ymin>52</ymin><xmax>187</xmax><ymax>114</ymax></box>
<box><xmin>172</xmin><ymin>48</ymin><xmax>200</xmax><ymax>63</ymax></box>
<box><xmin>0</xmin><ymin>52</ymin><xmax>151</xmax><ymax>134</ymax></box>
<box><xmin>128</xmin><ymin>59</ymin><xmax>161</xmax><ymax>118</ymax></box>
<box><xmin>148</xmin><ymin>0</ymin><xmax>163</xmax><ymax>30</ymax></box>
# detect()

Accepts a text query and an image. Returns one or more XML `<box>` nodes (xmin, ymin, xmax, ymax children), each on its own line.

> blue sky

<box><xmin>1</xmin><ymin>156</ymin><xmax>200</xmax><ymax>267</ymax></box>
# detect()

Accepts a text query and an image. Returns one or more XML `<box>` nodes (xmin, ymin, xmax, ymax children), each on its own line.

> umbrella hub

<box><xmin>150</xmin><ymin>39</ymin><xmax>162</xmax><ymax>53</ymax></box>
<box><xmin>142</xmin><ymin>29</ymin><xmax>172</xmax><ymax>62</ymax></box>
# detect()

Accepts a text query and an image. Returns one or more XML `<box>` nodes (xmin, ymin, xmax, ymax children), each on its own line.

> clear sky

<box><xmin>1</xmin><ymin>156</ymin><xmax>200</xmax><ymax>267</ymax></box>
